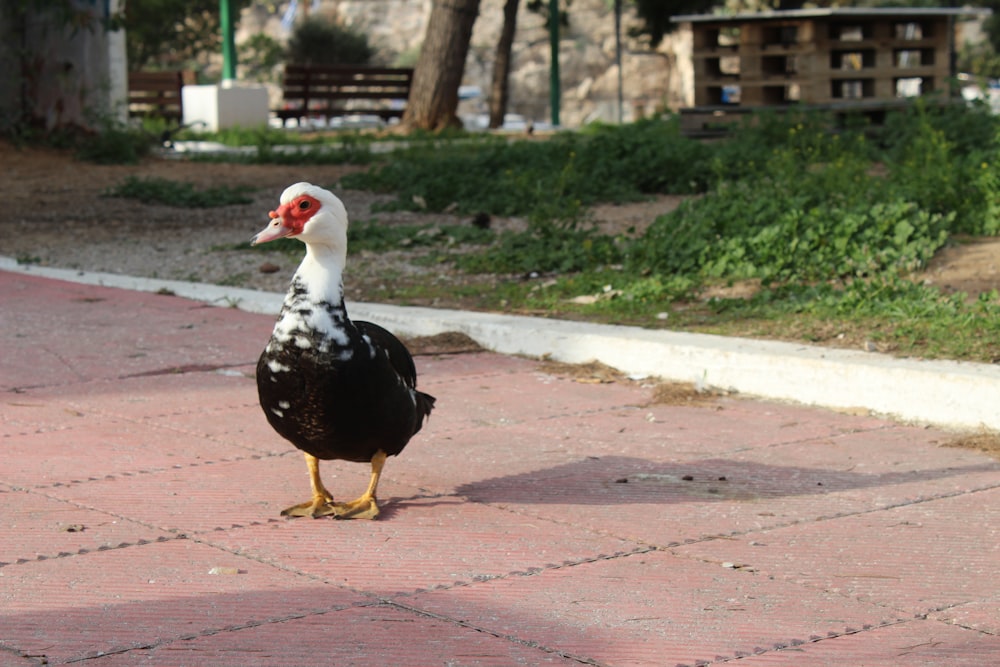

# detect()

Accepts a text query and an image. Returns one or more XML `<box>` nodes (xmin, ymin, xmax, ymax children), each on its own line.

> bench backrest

<box><xmin>282</xmin><ymin>65</ymin><xmax>413</xmax><ymax>108</ymax></box>
<box><xmin>128</xmin><ymin>70</ymin><xmax>197</xmax><ymax>120</ymax></box>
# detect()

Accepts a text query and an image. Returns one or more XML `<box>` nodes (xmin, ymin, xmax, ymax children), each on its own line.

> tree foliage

<box><xmin>285</xmin><ymin>17</ymin><xmax>373</xmax><ymax>66</ymax></box>
<box><xmin>632</xmin><ymin>0</ymin><xmax>718</xmax><ymax>47</ymax></box>
<box><xmin>124</xmin><ymin>0</ymin><xmax>251</xmax><ymax>71</ymax></box>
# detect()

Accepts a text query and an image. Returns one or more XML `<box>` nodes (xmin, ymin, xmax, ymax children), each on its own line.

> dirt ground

<box><xmin>3</xmin><ymin>141</ymin><xmax>1000</xmax><ymax>309</ymax></box>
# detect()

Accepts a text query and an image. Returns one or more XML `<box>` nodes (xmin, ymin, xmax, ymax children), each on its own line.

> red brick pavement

<box><xmin>2</xmin><ymin>270</ymin><xmax>998</xmax><ymax>666</ymax></box>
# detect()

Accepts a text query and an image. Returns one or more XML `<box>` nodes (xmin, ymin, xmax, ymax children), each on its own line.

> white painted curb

<box><xmin>4</xmin><ymin>256</ymin><xmax>998</xmax><ymax>432</ymax></box>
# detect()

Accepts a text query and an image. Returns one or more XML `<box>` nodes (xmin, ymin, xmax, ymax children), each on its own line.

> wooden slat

<box><xmin>127</xmin><ymin>70</ymin><xmax>194</xmax><ymax>122</ymax></box>
<box><xmin>276</xmin><ymin>64</ymin><xmax>413</xmax><ymax>125</ymax></box>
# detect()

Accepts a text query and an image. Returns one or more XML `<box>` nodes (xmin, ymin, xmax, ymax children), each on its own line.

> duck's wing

<box><xmin>355</xmin><ymin>320</ymin><xmax>419</xmax><ymax>390</ymax></box>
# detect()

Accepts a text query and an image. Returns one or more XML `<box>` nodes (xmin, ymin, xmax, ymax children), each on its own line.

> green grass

<box><xmin>192</xmin><ymin>102</ymin><xmax>1000</xmax><ymax>362</ymax></box>
<box><xmin>104</xmin><ymin>176</ymin><xmax>256</xmax><ymax>207</ymax></box>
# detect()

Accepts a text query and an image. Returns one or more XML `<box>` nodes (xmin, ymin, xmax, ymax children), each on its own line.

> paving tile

<box><xmin>933</xmin><ymin>596</ymin><xmax>1000</xmax><ymax>635</ymax></box>
<box><xmin>4</xmin><ymin>370</ymin><xmax>299</xmax><ymax>457</ymax></box>
<box><xmin>406</xmin><ymin>549</ymin><xmax>897</xmax><ymax>667</ymax></box>
<box><xmin>4</xmin><ymin>270</ymin><xmax>997</xmax><ymax>666</ymax></box>
<box><xmin>0</xmin><ymin>539</ymin><xmax>365</xmax><ymax>665</ymax></box>
<box><xmin>47</xmin><ymin>454</ymin><xmax>325</xmax><ymax>534</ymax></box>
<box><xmin>30</xmin><ymin>370</ymin><xmax>260</xmax><ymax>421</ymax></box>
<box><xmin>1</xmin><ymin>395</ymin><xmax>94</xmax><ymax>436</ymax></box>
<box><xmin>730</xmin><ymin>618</ymin><xmax>1000</xmax><ymax>666</ymax></box>
<box><xmin>200</xmin><ymin>496</ymin><xmax>641</xmax><ymax>596</ymax></box>
<box><xmin>0</xmin><ymin>415</ymin><xmax>261</xmax><ymax>489</ymax></box>
<box><xmin>1</xmin><ymin>275</ymin><xmax>266</xmax><ymax>391</ymax></box>
<box><xmin>0</xmin><ymin>651</ymin><xmax>38</xmax><ymax>666</ymax></box>
<box><xmin>672</xmin><ymin>487</ymin><xmax>1000</xmax><ymax>616</ymax></box>
<box><xmin>444</xmin><ymin>426</ymin><xmax>1000</xmax><ymax>546</ymax></box>
<box><xmin>392</xmin><ymin>421</ymin><xmax>617</xmax><ymax>495</ymax></box>
<box><xmin>418</xmin><ymin>364</ymin><xmax>648</xmax><ymax>433</ymax></box>
<box><xmin>635</xmin><ymin>398</ymin><xmax>895</xmax><ymax>456</ymax></box>
<box><xmin>403</xmin><ymin>397</ymin><xmax>912</xmax><ymax>499</ymax></box>
<box><xmin>416</xmin><ymin>351</ymin><xmax>538</xmax><ymax>382</ymax></box>
<box><xmin>0</xmin><ymin>488</ymin><xmax>173</xmax><ymax>567</ymax></box>
<box><xmin>90</xmin><ymin>603</ymin><xmax>581</xmax><ymax>666</ymax></box>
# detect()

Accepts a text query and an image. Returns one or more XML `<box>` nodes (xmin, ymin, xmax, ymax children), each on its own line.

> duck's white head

<box><xmin>252</xmin><ymin>182</ymin><xmax>348</xmax><ymax>251</ymax></box>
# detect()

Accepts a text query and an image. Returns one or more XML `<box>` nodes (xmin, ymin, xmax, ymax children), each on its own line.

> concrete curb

<box><xmin>4</xmin><ymin>256</ymin><xmax>998</xmax><ymax>432</ymax></box>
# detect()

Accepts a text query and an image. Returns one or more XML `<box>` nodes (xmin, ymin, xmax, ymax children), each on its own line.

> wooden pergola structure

<box><xmin>672</xmin><ymin>7</ymin><xmax>990</xmax><ymax>134</ymax></box>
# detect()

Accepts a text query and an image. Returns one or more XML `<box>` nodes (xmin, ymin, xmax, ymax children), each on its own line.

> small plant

<box><xmin>74</xmin><ymin>123</ymin><xmax>155</xmax><ymax>165</ymax></box>
<box><xmin>342</xmin><ymin>119</ymin><xmax>710</xmax><ymax>220</ymax></box>
<box><xmin>104</xmin><ymin>176</ymin><xmax>255</xmax><ymax>207</ymax></box>
<box><xmin>286</xmin><ymin>17</ymin><xmax>373</xmax><ymax>65</ymax></box>
<box><xmin>457</xmin><ymin>221</ymin><xmax>622</xmax><ymax>275</ymax></box>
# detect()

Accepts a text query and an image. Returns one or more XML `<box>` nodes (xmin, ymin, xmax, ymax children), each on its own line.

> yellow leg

<box><xmin>329</xmin><ymin>450</ymin><xmax>387</xmax><ymax>520</ymax></box>
<box><xmin>281</xmin><ymin>453</ymin><xmax>335</xmax><ymax>518</ymax></box>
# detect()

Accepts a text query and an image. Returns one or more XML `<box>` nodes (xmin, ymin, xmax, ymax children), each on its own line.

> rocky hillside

<box><xmin>237</xmin><ymin>0</ymin><xmax>693</xmax><ymax>127</ymax></box>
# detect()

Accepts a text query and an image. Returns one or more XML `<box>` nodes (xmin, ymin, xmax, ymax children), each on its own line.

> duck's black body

<box><xmin>252</xmin><ymin>182</ymin><xmax>435</xmax><ymax>519</ymax></box>
<box><xmin>257</xmin><ymin>279</ymin><xmax>435</xmax><ymax>465</ymax></box>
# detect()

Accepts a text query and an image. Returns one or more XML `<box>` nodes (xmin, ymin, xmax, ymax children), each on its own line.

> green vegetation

<box><xmin>342</xmin><ymin>121</ymin><xmax>710</xmax><ymax>219</ymax></box>
<box><xmin>104</xmin><ymin>176</ymin><xmax>255</xmax><ymax>207</ymax></box>
<box><xmin>336</xmin><ymin>103</ymin><xmax>1000</xmax><ymax>362</ymax></box>
<box><xmin>286</xmin><ymin>17</ymin><xmax>374</xmax><ymax>66</ymax></box>
<box><xmin>111</xmin><ymin>101</ymin><xmax>1000</xmax><ymax>362</ymax></box>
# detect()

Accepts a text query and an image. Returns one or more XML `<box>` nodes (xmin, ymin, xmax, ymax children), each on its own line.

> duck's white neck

<box><xmin>294</xmin><ymin>242</ymin><xmax>347</xmax><ymax>305</ymax></box>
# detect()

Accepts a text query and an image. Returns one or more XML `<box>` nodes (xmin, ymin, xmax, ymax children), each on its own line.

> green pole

<box><xmin>549</xmin><ymin>0</ymin><xmax>560</xmax><ymax>126</ymax></box>
<box><xmin>221</xmin><ymin>0</ymin><xmax>236</xmax><ymax>82</ymax></box>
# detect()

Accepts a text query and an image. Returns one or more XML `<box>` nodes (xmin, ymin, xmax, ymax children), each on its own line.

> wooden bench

<box><xmin>127</xmin><ymin>70</ymin><xmax>196</xmax><ymax>122</ymax></box>
<box><xmin>275</xmin><ymin>64</ymin><xmax>413</xmax><ymax>126</ymax></box>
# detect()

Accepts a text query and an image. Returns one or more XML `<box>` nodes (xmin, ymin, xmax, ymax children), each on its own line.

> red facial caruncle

<box><xmin>253</xmin><ymin>193</ymin><xmax>322</xmax><ymax>246</ymax></box>
<box><xmin>271</xmin><ymin>194</ymin><xmax>321</xmax><ymax>236</ymax></box>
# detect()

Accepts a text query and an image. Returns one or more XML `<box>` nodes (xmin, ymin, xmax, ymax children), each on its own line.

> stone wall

<box><xmin>237</xmin><ymin>0</ymin><xmax>692</xmax><ymax>127</ymax></box>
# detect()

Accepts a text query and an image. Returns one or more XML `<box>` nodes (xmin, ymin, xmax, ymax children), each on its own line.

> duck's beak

<box><xmin>251</xmin><ymin>211</ymin><xmax>295</xmax><ymax>246</ymax></box>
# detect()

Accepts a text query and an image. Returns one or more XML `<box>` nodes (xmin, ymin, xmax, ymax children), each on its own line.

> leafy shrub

<box><xmin>75</xmin><ymin>125</ymin><xmax>154</xmax><ymax>165</ymax></box>
<box><xmin>286</xmin><ymin>17</ymin><xmax>373</xmax><ymax>65</ymax></box>
<box><xmin>342</xmin><ymin>119</ymin><xmax>711</xmax><ymax>222</ymax></box>
<box><xmin>457</xmin><ymin>221</ymin><xmax>622</xmax><ymax>274</ymax></box>
<box><xmin>882</xmin><ymin>103</ymin><xmax>1000</xmax><ymax>235</ymax></box>
<box><xmin>571</xmin><ymin>118</ymin><xmax>712</xmax><ymax>195</ymax></box>
<box><xmin>239</xmin><ymin>32</ymin><xmax>285</xmax><ymax>82</ymax></box>
<box><xmin>340</xmin><ymin>108</ymin><xmax>1000</xmax><ymax>302</ymax></box>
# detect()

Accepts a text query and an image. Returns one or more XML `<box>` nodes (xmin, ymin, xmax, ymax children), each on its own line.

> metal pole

<box><xmin>221</xmin><ymin>0</ymin><xmax>236</xmax><ymax>83</ymax></box>
<box><xmin>549</xmin><ymin>0</ymin><xmax>560</xmax><ymax>127</ymax></box>
<box><xmin>614</xmin><ymin>0</ymin><xmax>623</xmax><ymax>123</ymax></box>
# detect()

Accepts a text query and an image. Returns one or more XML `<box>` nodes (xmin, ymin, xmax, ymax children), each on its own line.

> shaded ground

<box><xmin>3</xmin><ymin>140</ymin><xmax>998</xmax><ymax>312</ymax></box>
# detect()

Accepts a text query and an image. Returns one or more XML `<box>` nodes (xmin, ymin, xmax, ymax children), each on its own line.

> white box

<box><xmin>182</xmin><ymin>83</ymin><xmax>269</xmax><ymax>132</ymax></box>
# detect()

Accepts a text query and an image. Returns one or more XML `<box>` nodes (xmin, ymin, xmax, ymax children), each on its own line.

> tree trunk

<box><xmin>488</xmin><ymin>0</ymin><xmax>519</xmax><ymax>129</ymax></box>
<box><xmin>403</xmin><ymin>0</ymin><xmax>481</xmax><ymax>131</ymax></box>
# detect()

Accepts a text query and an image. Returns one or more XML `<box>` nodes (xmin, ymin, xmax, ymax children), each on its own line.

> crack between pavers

<box><xmin>692</xmin><ymin>616</ymin><xmax>926</xmax><ymax>665</ymax></box>
<box><xmin>932</xmin><ymin>615</ymin><xmax>1000</xmax><ymax>637</ymax></box>
<box><xmin>661</xmin><ymin>480</ymin><xmax>1000</xmax><ymax>552</ymax></box>
<box><xmin>60</xmin><ymin>598</ymin><xmax>382</xmax><ymax>664</ymax></box>
<box><xmin>189</xmin><ymin>510</ymin><xmax>657</xmax><ymax>602</ymax></box>
<box><xmin>381</xmin><ymin>599</ymin><xmax>611</xmax><ymax>667</ymax></box>
<box><xmin>0</xmin><ymin>531</ymin><xmax>184</xmax><ymax>570</ymax></box>
<box><xmin>54</xmin><ymin>546</ymin><xmax>649</xmax><ymax>666</ymax></box>
<box><xmin>393</xmin><ymin>544</ymin><xmax>660</xmax><ymax>599</ymax></box>
<box><xmin>22</xmin><ymin>450</ymin><xmax>287</xmax><ymax>492</ymax></box>
<box><xmin>0</xmin><ymin>642</ymin><xmax>49</xmax><ymax>667</ymax></box>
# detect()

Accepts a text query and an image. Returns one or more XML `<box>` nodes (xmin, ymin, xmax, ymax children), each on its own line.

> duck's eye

<box><xmin>298</xmin><ymin>200</ymin><xmax>311</xmax><ymax>210</ymax></box>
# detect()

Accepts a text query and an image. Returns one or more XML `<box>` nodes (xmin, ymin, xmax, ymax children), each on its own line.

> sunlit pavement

<box><xmin>2</xmin><ymin>269</ymin><xmax>998</xmax><ymax>666</ymax></box>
